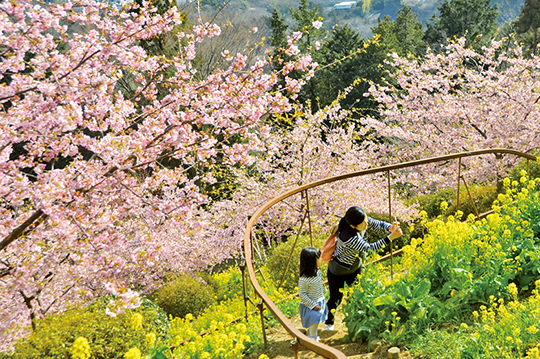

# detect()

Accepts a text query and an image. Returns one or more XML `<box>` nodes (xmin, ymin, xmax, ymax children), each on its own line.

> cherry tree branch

<box><xmin>0</xmin><ymin>210</ymin><xmax>47</xmax><ymax>251</ymax></box>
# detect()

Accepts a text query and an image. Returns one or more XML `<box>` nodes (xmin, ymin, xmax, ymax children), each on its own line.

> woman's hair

<box><xmin>299</xmin><ymin>247</ymin><xmax>320</xmax><ymax>277</ymax></box>
<box><xmin>337</xmin><ymin>206</ymin><xmax>366</xmax><ymax>232</ymax></box>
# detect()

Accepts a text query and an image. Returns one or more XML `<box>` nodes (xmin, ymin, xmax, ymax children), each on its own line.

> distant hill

<box><xmin>180</xmin><ymin>0</ymin><xmax>525</xmax><ymax>38</ymax></box>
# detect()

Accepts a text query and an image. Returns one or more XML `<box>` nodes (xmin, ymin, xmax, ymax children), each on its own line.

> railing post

<box><xmin>305</xmin><ymin>190</ymin><xmax>313</xmax><ymax>247</ymax></box>
<box><xmin>239</xmin><ymin>260</ymin><xmax>249</xmax><ymax>320</ymax></box>
<box><xmin>257</xmin><ymin>300</ymin><xmax>268</xmax><ymax>347</ymax></box>
<box><xmin>456</xmin><ymin>157</ymin><xmax>462</xmax><ymax>214</ymax></box>
<box><xmin>387</xmin><ymin>170</ymin><xmax>393</xmax><ymax>280</ymax></box>
<box><xmin>290</xmin><ymin>338</ymin><xmax>300</xmax><ymax>359</ymax></box>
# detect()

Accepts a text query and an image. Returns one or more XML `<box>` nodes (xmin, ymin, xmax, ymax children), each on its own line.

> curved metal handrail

<box><xmin>243</xmin><ymin>148</ymin><xmax>536</xmax><ymax>358</ymax></box>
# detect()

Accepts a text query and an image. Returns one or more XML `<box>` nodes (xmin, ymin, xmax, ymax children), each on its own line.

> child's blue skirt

<box><xmin>300</xmin><ymin>299</ymin><xmax>328</xmax><ymax>328</ymax></box>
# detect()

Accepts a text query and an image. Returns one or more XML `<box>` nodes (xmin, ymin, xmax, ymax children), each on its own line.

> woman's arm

<box><xmin>367</xmin><ymin>217</ymin><xmax>392</xmax><ymax>233</ymax></box>
<box><xmin>347</xmin><ymin>234</ymin><xmax>390</xmax><ymax>252</ymax></box>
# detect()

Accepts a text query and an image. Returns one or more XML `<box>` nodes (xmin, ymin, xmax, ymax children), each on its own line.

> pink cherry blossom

<box><xmin>0</xmin><ymin>0</ymin><xmax>317</xmax><ymax>350</ymax></box>
<box><xmin>364</xmin><ymin>37</ymin><xmax>540</xmax><ymax>190</ymax></box>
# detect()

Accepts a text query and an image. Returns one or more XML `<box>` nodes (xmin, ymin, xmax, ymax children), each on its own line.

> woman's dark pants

<box><xmin>325</xmin><ymin>267</ymin><xmax>361</xmax><ymax>325</ymax></box>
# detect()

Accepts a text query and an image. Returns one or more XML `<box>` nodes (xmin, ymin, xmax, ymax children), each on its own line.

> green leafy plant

<box><xmin>343</xmin><ymin>176</ymin><xmax>540</xmax><ymax>350</ymax></box>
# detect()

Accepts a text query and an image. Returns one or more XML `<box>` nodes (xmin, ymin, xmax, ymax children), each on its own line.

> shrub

<box><xmin>407</xmin><ymin>188</ymin><xmax>454</xmax><ymax>219</ymax></box>
<box><xmin>11</xmin><ymin>298</ymin><xmax>166</xmax><ymax>359</ymax></box>
<box><xmin>508</xmin><ymin>151</ymin><xmax>540</xmax><ymax>183</ymax></box>
<box><xmin>198</xmin><ymin>267</ymin><xmax>244</xmax><ymax>302</ymax></box>
<box><xmin>446</xmin><ymin>184</ymin><xmax>498</xmax><ymax>219</ymax></box>
<box><xmin>153</xmin><ymin>274</ymin><xmax>216</xmax><ymax>319</ymax></box>
<box><xmin>410</xmin><ymin>184</ymin><xmax>498</xmax><ymax>221</ymax></box>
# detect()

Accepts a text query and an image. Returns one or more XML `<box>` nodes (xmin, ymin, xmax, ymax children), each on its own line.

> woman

<box><xmin>324</xmin><ymin>206</ymin><xmax>402</xmax><ymax>330</ymax></box>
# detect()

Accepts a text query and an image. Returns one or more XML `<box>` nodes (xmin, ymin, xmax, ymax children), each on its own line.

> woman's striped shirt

<box><xmin>332</xmin><ymin>217</ymin><xmax>391</xmax><ymax>268</ymax></box>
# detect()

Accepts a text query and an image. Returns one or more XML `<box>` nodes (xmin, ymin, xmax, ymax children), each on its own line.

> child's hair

<box><xmin>299</xmin><ymin>246</ymin><xmax>321</xmax><ymax>278</ymax></box>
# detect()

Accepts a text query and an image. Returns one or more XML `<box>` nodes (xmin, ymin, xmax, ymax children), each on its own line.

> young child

<box><xmin>299</xmin><ymin>247</ymin><xmax>328</xmax><ymax>341</ymax></box>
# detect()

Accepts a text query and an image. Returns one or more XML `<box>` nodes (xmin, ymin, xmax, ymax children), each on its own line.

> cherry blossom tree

<box><xmin>0</xmin><ymin>0</ymin><xmax>317</xmax><ymax>349</ymax></box>
<box><xmin>212</xmin><ymin>95</ymin><xmax>416</xmax><ymax>256</ymax></box>
<box><xmin>363</xmin><ymin>37</ymin><xmax>540</xmax><ymax>191</ymax></box>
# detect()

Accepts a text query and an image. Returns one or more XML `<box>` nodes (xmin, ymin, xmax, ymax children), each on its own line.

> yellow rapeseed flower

<box><xmin>526</xmin><ymin>347</ymin><xmax>540</xmax><ymax>359</ymax></box>
<box><xmin>131</xmin><ymin>313</ymin><xmax>143</xmax><ymax>330</ymax></box>
<box><xmin>236</xmin><ymin>323</ymin><xmax>247</xmax><ymax>334</ymax></box>
<box><xmin>508</xmin><ymin>283</ymin><xmax>518</xmax><ymax>300</ymax></box>
<box><xmin>146</xmin><ymin>332</ymin><xmax>156</xmax><ymax>345</ymax></box>
<box><xmin>124</xmin><ymin>347</ymin><xmax>141</xmax><ymax>359</ymax></box>
<box><xmin>71</xmin><ymin>337</ymin><xmax>90</xmax><ymax>359</ymax></box>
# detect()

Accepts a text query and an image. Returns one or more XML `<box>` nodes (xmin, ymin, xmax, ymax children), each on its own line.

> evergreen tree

<box><xmin>424</xmin><ymin>0</ymin><xmax>499</xmax><ymax>52</ymax></box>
<box><xmin>316</xmin><ymin>24</ymin><xmax>391</xmax><ymax>126</ymax></box>
<box><xmin>513</xmin><ymin>0</ymin><xmax>540</xmax><ymax>54</ymax></box>
<box><xmin>269</xmin><ymin>8</ymin><xmax>289</xmax><ymax>52</ymax></box>
<box><xmin>372</xmin><ymin>6</ymin><xmax>425</xmax><ymax>57</ymax></box>
<box><xmin>267</xmin><ymin>0</ymin><xmax>326</xmax><ymax>115</ymax></box>
<box><xmin>313</xmin><ymin>7</ymin><xmax>425</xmax><ymax>127</ymax></box>
<box><xmin>317</xmin><ymin>24</ymin><xmax>365</xmax><ymax>113</ymax></box>
<box><xmin>268</xmin><ymin>8</ymin><xmax>289</xmax><ymax>75</ymax></box>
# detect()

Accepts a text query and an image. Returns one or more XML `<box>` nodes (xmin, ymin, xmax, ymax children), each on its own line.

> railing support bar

<box><xmin>460</xmin><ymin>176</ymin><xmax>480</xmax><ymax>220</ymax></box>
<box><xmin>387</xmin><ymin>170</ymin><xmax>393</xmax><ymax>280</ymax></box>
<box><xmin>278</xmin><ymin>208</ymin><xmax>308</xmax><ymax>290</ymax></box>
